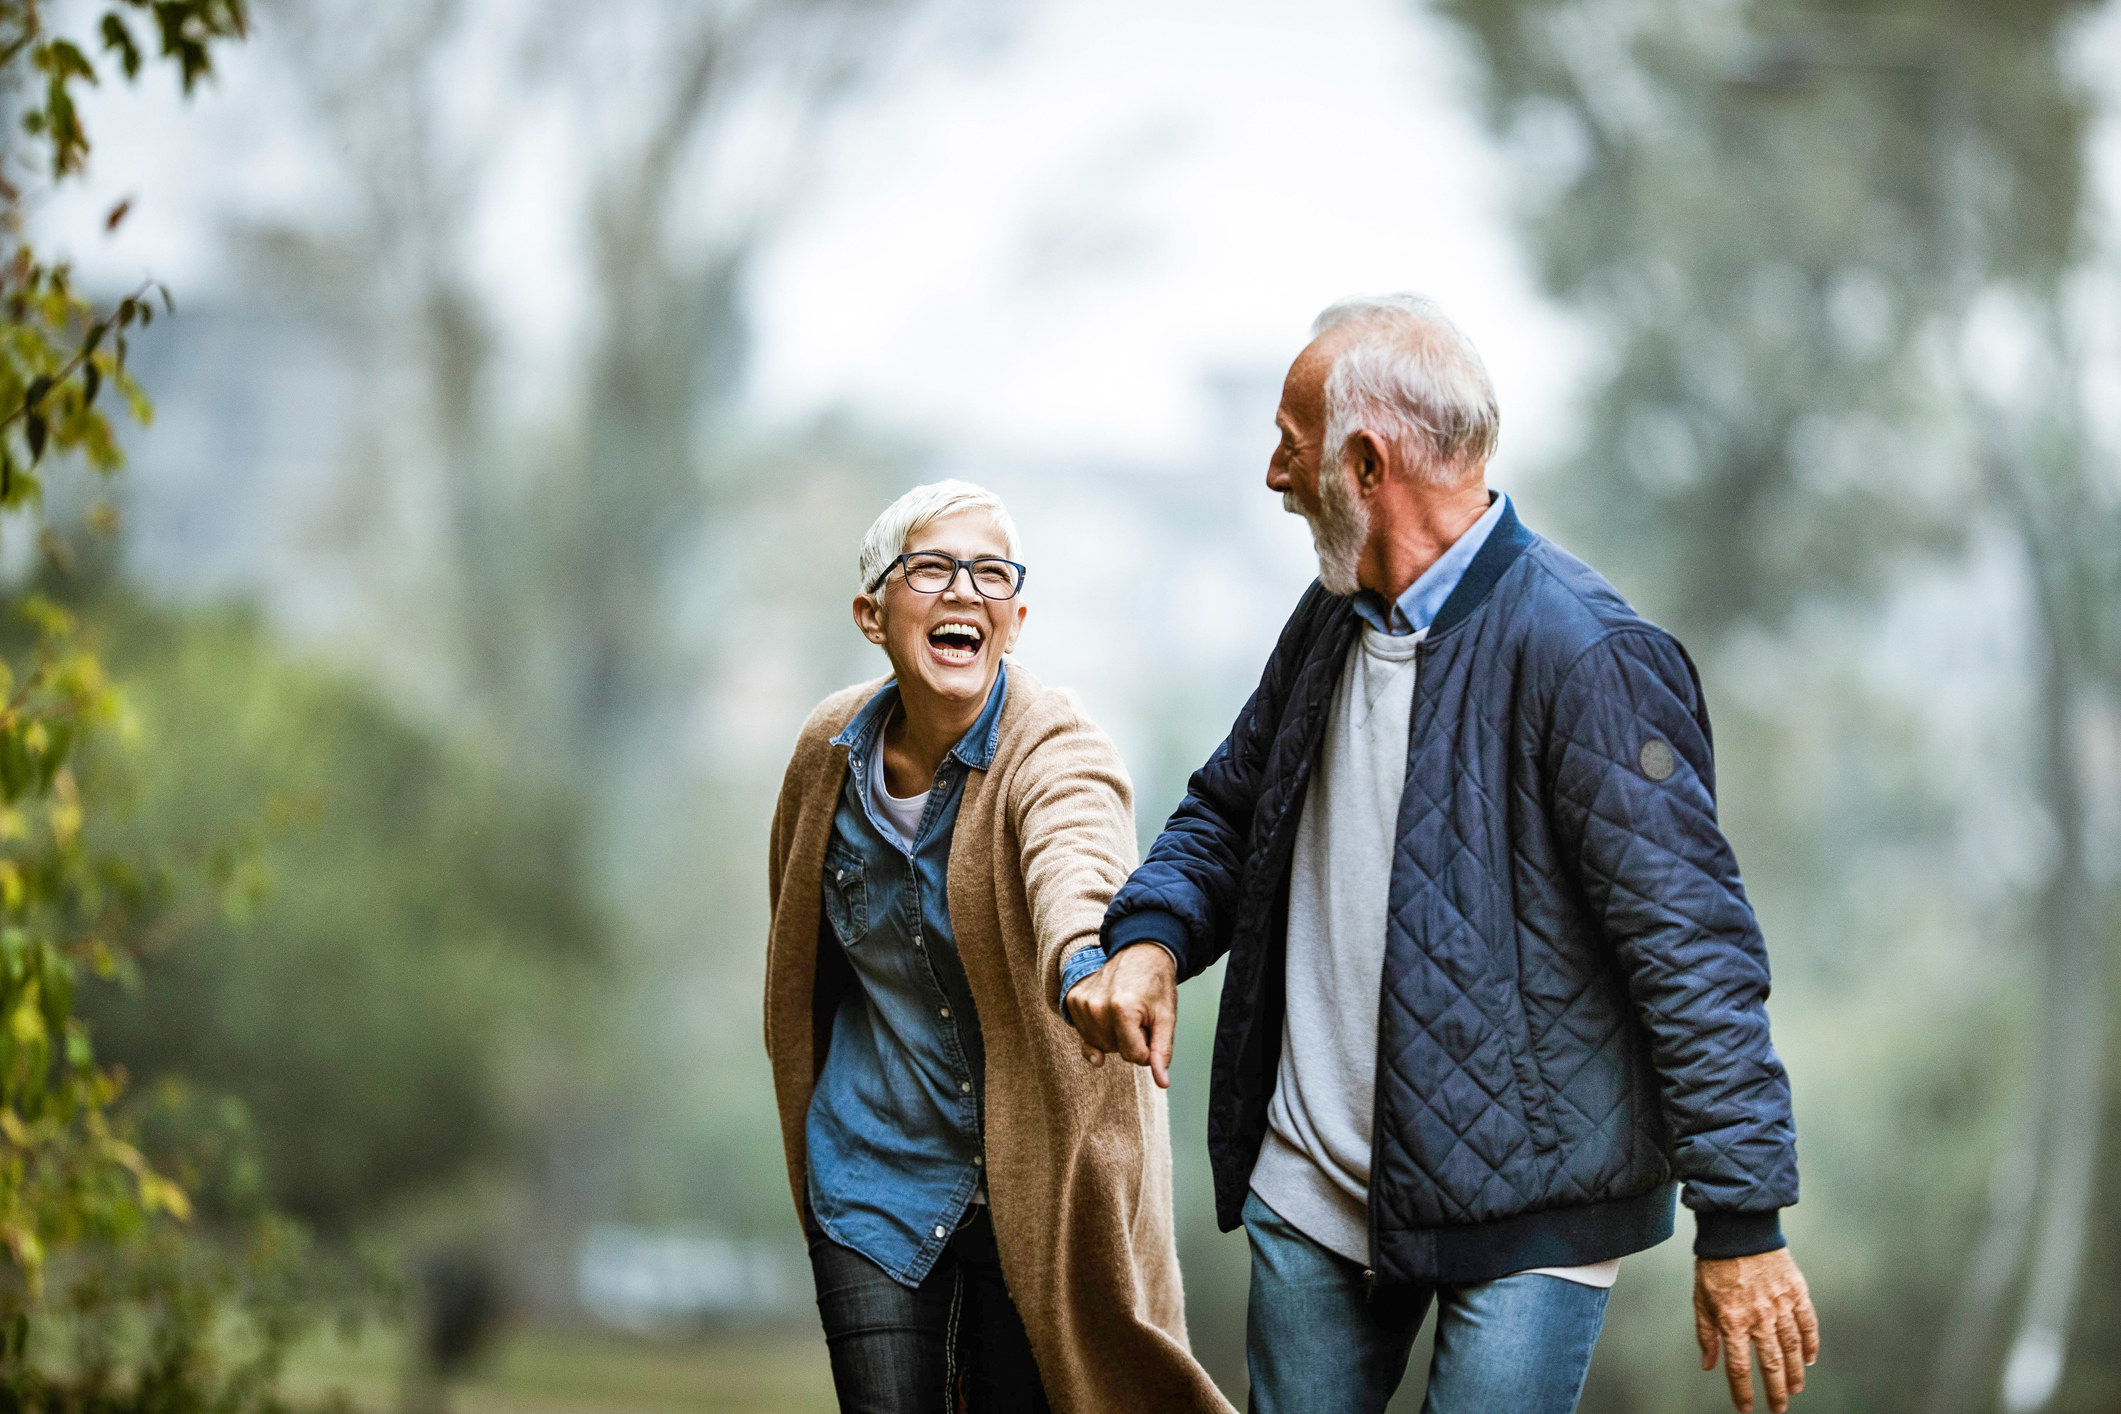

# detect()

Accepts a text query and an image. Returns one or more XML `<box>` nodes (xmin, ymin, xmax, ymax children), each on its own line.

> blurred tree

<box><xmin>254</xmin><ymin>0</ymin><xmax>1002</xmax><ymax>788</ymax></box>
<box><xmin>68</xmin><ymin>589</ymin><xmax>603</xmax><ymax>1236</ymax></box>
<box><xmin>218</xmin><ymin>0</ymin><xmax>1022</xmax><ymax>1290</ymax></box>
<box><xmin>0</xmin><ymin>0</ymin><xmax>398</xmax><ymax>1405</ymax></box>
<box><xmin>1434</xmin><ymin>1</ymin><xmax>2120</xmax><ymax>1410</ymax></box>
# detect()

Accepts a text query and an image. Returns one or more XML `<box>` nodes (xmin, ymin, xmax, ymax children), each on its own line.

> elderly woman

<box><xmin>764</xmin><ymin>481</ymin><xmax>1230</xmax><ymax>1414</ymax></box>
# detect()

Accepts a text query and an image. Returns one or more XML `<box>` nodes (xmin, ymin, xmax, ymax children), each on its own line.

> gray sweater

<box><xmin>1247</xmin><ymin>623</ymin><xmax>1618</xmax><ymax>1288</ymax></box>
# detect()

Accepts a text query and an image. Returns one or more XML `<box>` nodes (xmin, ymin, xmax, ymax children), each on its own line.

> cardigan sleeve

<box><xmin>1010</xmin><ymin>707</ymin><xmax>1141</xmax><ymax>1017</ymax></box>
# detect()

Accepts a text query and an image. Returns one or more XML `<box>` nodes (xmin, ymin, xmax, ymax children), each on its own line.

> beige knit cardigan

<box><xmin>763</xmin><ymin>664</ymin><xmax>1233</xmax><ymax>1414</ymax></box>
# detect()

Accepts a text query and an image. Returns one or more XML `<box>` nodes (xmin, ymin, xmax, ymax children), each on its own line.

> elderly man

<box><xmin>1065</xmin><ymin>294</ymin><xmax>1818</xmax><ymax>1414</ymax></box>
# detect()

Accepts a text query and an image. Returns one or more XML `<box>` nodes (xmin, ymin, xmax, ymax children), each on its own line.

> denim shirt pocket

<box><xmin>822</xmin><ymin>855</ymin><xmax>868</xmax><ymax>945</ymax></box>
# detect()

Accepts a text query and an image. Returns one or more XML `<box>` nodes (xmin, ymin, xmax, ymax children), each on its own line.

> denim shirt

<box><xmin>1062</xmin><ymin>494</ymin><xmax>1510</xmax><ymax>1002</ymax></box>
<box><xmin>804</xmin><ymin>666</ymin><xmax>1008</xmax><ymax>1286</ymax></box>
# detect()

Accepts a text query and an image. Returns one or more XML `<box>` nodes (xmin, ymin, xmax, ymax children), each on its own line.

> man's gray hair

<box><xmin>857</xmin><ymin>479</ymin><xmax>1023</xmax><ymax>596</ymax></box>
<box><xmin>1312</xmin><ymin>293</ymin><xmax>1499</xmax><ymax>483</ymax></box>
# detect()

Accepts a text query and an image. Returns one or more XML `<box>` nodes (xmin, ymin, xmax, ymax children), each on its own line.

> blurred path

<box><xmin>286</xmin><ymin>1325</ymin><xmax>837</xmax><ymax>1414</ymax></box>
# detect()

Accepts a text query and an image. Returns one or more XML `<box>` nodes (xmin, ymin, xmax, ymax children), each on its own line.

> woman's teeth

<box><xmin>928</xmin><ymin>622</ymin><xmax>983</xmax><ymax>662</ymax></box>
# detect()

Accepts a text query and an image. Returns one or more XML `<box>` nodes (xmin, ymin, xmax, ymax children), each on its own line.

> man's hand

<box><xmin>1695</xmin><ymin>1248</ymin><xmax>1820</xmax><ymax>1414</ymax></box>
<box><xmin>1066</xmin><ymin>944</ymin><xmax>1179</xmax><ymax>1089</ymax></box>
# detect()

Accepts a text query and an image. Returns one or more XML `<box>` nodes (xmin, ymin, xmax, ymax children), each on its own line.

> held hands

<box><xmin>1067</xmin><ymin>944</ymin><xmax>1179</xmax><ymax>1089</ymax></box>
<box><xmin>1695</xmin><ymin>1248</ymin><xmax>1821</xmax><ymax>1413</ymax></box>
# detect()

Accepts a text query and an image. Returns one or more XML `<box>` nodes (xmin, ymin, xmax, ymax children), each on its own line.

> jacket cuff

<box><xmin>1693</xmin><ymin>1210</ymin><xmax>1786</xmax><ymax>1260</ymax></box>
<box><xmin>1103</xmin><ymin>908</ymin><xmax>1189</xmax><ymax>973</ymax></box>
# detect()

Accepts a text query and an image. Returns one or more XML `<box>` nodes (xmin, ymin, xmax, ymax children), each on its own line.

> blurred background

<box><xmin>5</xmin><ymin>0</ymin><xmax>2119</xmax><ymax>1410</ymax></box>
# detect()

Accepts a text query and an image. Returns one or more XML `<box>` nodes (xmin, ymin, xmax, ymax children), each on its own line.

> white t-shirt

<box><xmin>1248</xmin><ymin>625</ymin><xmax>1618</xmax><ymax>1289</ymax></box>
<box><xmin>865</xmin><ymin>732</ymin><xmax>930</xmax><ymax>849</ymax></box>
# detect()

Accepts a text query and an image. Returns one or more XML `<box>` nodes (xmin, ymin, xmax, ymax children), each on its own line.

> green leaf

<box><xmin>46</xmin><ymin>40</ymin><xmax>98</xmax><ymax>84</ymax></box>
<box><xmin>24</xmin><ymin>412</ymin><xmax>46</xmax><ymax>463</ymax></box>
<box><xmin>81</xmin><ymin>361</ymin><xmax>100</xmax><ymax>408</ymax></box>
<box><xmin>100</xmin><ymin>15</ymin><xmax>143</xmax><ymax>80</ymax></box>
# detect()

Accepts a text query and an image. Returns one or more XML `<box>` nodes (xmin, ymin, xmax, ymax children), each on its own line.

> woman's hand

<box><xmin>1068</xmin><ymin>945</ymin><xmax>1179</xmax><ymax>1089</ymax></box>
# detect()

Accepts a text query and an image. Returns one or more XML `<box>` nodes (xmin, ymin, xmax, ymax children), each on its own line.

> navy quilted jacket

<box><xmin>1102</xmin><ymin>502</ymin><xmax>1798</xmax><ymax>1284</ymax></box>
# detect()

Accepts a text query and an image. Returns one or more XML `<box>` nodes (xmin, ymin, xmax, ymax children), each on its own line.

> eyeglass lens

<box><xmin>901</xmin><ymin>553</ymin><xmax>1022</xmax><ymax>598</ymax></box>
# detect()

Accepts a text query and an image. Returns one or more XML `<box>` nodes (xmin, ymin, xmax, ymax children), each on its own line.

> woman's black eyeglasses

<box><xmin>868</xmin><ymin>552</ymin><xmax>1028</xmax><ymax>601</ymax></box>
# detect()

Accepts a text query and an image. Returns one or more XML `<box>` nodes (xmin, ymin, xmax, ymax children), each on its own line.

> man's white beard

<box><xmin>1288</xmin><ymin>459</ymin><xmax>1367</xmax><ymax>595</ymax></box>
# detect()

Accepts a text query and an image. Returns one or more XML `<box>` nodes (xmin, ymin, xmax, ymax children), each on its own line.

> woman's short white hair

<box><xmin>1312</xmin><ymin>293</ymin><xmax>1499</xmax><ymax>484</ymax></box>
<box><xmin>857</xmin><ymin>479</ymin><xmax>1023</xmax><ymax>597</ymax></box>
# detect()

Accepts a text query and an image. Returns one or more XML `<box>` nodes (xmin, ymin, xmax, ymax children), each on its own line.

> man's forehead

<box><xmin>1280</xmin><ymin>336</ymin><xmax>1340</xmax><ymax>422</ymax></box>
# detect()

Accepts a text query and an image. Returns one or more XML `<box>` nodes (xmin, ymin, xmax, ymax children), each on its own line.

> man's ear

<box><xmin>851</xmin><ymin>594</ymin><xmax>887</xmax><ymax>645</ymax></box>
<box><xmin>1347</xmin><ymin>429</ymin><xmax>1390</xmax><ymax>493</ymax></box>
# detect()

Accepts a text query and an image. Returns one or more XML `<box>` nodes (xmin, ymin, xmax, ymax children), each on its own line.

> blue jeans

<box><xmin>805</xmin><ymin>1205</ymin><xmax>1049</xmax><ymax>1414</ymax></box>
<box><xmin>1242</xmin><ymin>1191</ymin><xmax>1608</xmax><ymax>1414</ymax></box>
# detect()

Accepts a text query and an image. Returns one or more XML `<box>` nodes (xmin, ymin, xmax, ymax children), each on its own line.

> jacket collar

<box><xmin>1427</xmin><ymin>496</ymin><xmax>1535</xmax><ymax>638</ymax></box>
<box><xmin>830</xmin><ymin>661</ymin><xmax>1011</xmax><ymax>771</ymax></box>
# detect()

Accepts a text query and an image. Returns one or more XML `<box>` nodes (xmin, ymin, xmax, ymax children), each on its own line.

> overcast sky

<box><xmin>44</xmin><ymin>0</ymin><xmax>1584</xmax><ymax>485</ymax></box>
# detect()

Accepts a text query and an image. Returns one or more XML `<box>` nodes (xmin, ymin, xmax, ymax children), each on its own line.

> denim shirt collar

<box><xmin>831</xmin><ymin>661</ymin><xmax>1010</xmax><ymax>771</ymax></box>
<box><xmin>1351</xmin><ymin>491</ymin><xmax>1509</xmax><ymax>637</ymax></box>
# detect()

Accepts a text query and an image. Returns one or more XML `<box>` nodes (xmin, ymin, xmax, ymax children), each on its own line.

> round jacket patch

<box><xmin>1639</xmin><ymin>738</ymin><xmax>1676</xmax><ymax>781</ymax></box>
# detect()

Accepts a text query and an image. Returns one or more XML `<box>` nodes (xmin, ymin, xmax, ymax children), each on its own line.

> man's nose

<box><xmin>1266</xmin><ymin>457</ymin><xmax>1291</xmax><ymax>493</ymax></box>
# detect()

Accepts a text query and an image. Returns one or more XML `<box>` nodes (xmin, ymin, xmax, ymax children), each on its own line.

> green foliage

<box><xmin>73</xmin><ymin>594</ymin><xmax>603</xmax><ymax>1234</ymax></box>
<box><xmin>0</xmin><ymin>596</ymin><xmax>183</xmax><ymax>1293</ymax></box>
<box><xmin>0</xmin><ymin>2</ymin><xmax>405</xmax><ymax>1408</ymax></box>
<box><xmin>0</xmin><ymin>0</ymin><xmax>243</xmax><ymax>510</ymax></box>
<box><xmin>5</xmin><ymin>2</ymin><xmax>248</xmax><ymax>179</ymax></box>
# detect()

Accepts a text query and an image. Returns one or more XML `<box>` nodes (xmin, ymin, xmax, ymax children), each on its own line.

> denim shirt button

<box><xmin>934</xmin><ymin>1225</ymin><xmax>947</xmax><ymax>1239</ymax></box>
<box><xmin>959</xmin><ymin>1081</ymin><xmax>972</xmax><ymax>1094</ymax></box>
<box><xmin>939</xmin><ymin>1007</ymin><xmax>950</xmax><ymax>1019</ymax></box>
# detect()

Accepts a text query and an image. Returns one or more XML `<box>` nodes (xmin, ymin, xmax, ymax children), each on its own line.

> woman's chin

<box><xmin>898</xmin><ymin>653</ymin><xmax>994</xmax><ymax>707</ymax></box>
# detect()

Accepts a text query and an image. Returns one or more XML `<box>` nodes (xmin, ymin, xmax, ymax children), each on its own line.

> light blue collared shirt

<box><xmin>1347</xmin><ymin>491</ymin><xmax>1509</xmax><ymax>637</ymax></box>
<box><xmin>1059</xmin><ymin>492</ymin><xmax>1511</xmax><ymax>1010</ymax></box>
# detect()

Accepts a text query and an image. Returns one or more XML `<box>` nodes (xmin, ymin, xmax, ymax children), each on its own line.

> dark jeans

<box><xmin>806</xmin><ymin>1205</ymin><xmax>1050</xmax><ymax>1414</ymax></box>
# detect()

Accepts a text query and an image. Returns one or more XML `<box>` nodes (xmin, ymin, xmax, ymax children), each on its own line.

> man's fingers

<box><xmin>1695</xmin><ymin>1290</ymin><xmax>1719</xmax><ymax>1370</ymax></box>
<box><xmin>1722</xmin><ymin>1326</ymin><xmax>1755</xmax><ymax>1413</ymax></box>
<box><xmin>1069</xmin><ymin>996</ymin><xmax>1113</xmax><ymax>1054</ymax></box>
<box><xmin>1755</xmin><ymin>1323</ymin><xmax>1790</xmax><ymax>1413</ymax></box>
<box><xmin>1794</xmin><ymin>1291</ymin><xmax>1821</xmax><ymax>1366</ymax></box>
<box><xmin>1114</xmin><ymin>1000</ymin><xmax>1155</xmax><ymax>1066</ymax></box>
<box><xmin>1147</xmin><ymin>999</ymin><xmax>1175</xmax><ymax>1091</ymax></box>
<box><xmin>1079</xmin><ymin>1041</ymin><xmax>1101</xmax><ymax>1067</ymax></box>
<box><xmin>1775</xmin><ymin>1310</ymin><xmax>1805</xmax><ymax>1397</ymax></box>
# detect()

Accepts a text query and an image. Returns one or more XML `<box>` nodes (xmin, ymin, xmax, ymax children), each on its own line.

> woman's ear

<box><xmin>852</xmin><ymin>594</ymin><xmax>887</xmax><ymax>645</ymax></box>
<box><xmin>1004</xmin><ymin>600</ymin><xmax>1028</xmax><ymax>654</ymax></box>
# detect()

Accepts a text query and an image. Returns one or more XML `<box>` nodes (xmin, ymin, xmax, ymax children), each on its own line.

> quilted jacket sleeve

<box><xmin>1101</xmin><ymin>587</ymin><xmax>1324</xmax><ymax>980</ymax></box>
<box><xmin>1545</xmin><ymin>627</ymin><xmax>1799</xmax><ymax>1257</ymax></box>
<box><xmin>1096</xmin><ymin>705</ymin><xmax>1263</xmax><ymax>980</ymax></box>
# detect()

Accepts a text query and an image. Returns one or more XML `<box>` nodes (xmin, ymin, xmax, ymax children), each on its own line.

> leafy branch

<box><xmin>0</xmin><ymin>279</ymin><xmax>162</xmax><ymax>472</ymax></box>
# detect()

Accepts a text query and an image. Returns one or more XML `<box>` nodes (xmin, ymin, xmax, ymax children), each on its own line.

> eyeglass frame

<box><xmin>866</xmin><ymin>552</ymin><xmax>1030</xmax><ymax>601</ymax></box>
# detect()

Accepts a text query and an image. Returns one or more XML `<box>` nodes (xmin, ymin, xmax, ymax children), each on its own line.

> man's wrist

<box><xmin>1102</xmin><ymin>908</ymin><xmax>1188</xmax><ymax>972</ymax></box>
<box><xmin>1693</xmin><ymin>1209</ymin><xmax>1786</xmax><ymax>1260</ymax></box>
